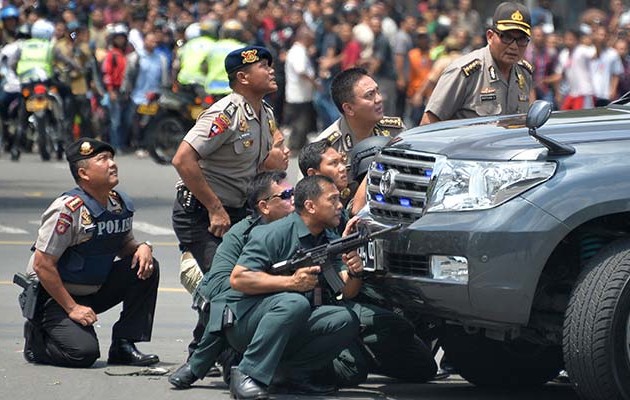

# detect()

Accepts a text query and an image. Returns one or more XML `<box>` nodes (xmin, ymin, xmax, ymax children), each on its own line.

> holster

<box><xmin>13</xmin><ymin>272</ymin><xmax>41</xmax><ymax>320</ymax></box>
<box><xmin>176</xmin><ymin>182</ymin><xmax>203</xmax><ymax>213</ymax></box>
<box><xmin>221</xmin><ymin>306</ymin><xmax>235</xmax><ymax>328</ymax></box>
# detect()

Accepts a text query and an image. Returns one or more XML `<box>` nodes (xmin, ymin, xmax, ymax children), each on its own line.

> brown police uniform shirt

<box><xmin>425</xmin><ymin>45</ymin><xmax>533</xmax><ymax>121</ymax></box>
<box><xmin>182</xmin><ymin>92</ymin><xmax>275</xmax><ymax>208</ymax></box>
<box><xmin>27</xmin><ymin>191</ymin><xmax>133</xmax><ymax>295</ymax></box>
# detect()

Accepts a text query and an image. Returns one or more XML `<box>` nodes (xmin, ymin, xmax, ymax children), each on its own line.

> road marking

<box><xmin>0</xmin><ymin>225</ymin><xmax>29</xmax><ymax>234</ymax></box>
<box><xmin>0</xmin><ymin>280</ymin><xmax>186</xmax><ymax>293</ymax></box>
<box><xmin>133</xmin><ymin>221</ymin><xmax>175</xmax><ymax>236</ymax></box>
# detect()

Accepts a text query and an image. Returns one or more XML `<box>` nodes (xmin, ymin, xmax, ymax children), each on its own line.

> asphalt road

<box><xmin>0</xmin><ymin>152</ymin><xmax>579</xmax><ymax>400</ymax></box>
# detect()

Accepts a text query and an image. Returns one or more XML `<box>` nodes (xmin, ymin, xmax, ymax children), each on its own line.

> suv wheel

<box><xmin>441</xmin><ymin>327</ymin><xmax>562</xmax><ymax>387</ymax></box>
<box><xmin>564</xmin><ymin>238</ymin><xmax>630</xmax><ymax>400</ymax></box>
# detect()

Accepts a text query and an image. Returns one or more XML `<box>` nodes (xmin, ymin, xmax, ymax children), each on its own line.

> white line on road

<box><xmin>0</xmin><ymin>225</ymin><xmax>29</xmax><ymax>234</ymax></box>
<box><xmin>133</xmin><ymin>221</ymin><xmax>175</xmax><ymax>236</ymax></box>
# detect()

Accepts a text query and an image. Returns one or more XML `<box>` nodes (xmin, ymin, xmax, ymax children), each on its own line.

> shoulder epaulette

<box><xmin>377</xmin><ymin>116</ymin><xmax>404</xmax><ymax>129</ymax></box>
<box><xmin>518</xmin><ymin>59</ymin><xmax>534</xmax><ymax>75</ymax></box>
<box><xmin>64</xmin><ymin>196</ymin><xmax>84</xmax><ymax>212</ymax></box>
<box><xmin>461</xmin><ymin>59</ymin><xmax>482</xmax><ymax>77</ymax></box>
<box><xmin>262</xmin><ymin>99</ymin><xmax>273</xmax><ymax>110</ymax></box>
<box><xmin>326</xmin><ymin>131</ymin><xmax>342</xmax><ymax>144</ymax></box>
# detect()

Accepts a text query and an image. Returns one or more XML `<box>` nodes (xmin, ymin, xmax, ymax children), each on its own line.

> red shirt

<box><xmin>341</xmin><ymin>40</ymin><xmax>361</xmax><ymax>71</ymax></box>
<box><xmin>101</xmin><ymin>47</ymin><xmax>127</xmax><ymax>92</ymax></box>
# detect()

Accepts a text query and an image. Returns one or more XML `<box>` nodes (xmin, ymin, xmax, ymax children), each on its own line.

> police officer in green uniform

<box><xmin>219</xmin><ymin>175</ymin><xmax>361</xmax><ymax>399</ymax></box>
<box><xmin>22</xmin><ymin>138</ymin><xmax>159</xmax><ymax>368</ymax></box>
<box><xmin>298</xmin><ymin>140</ymin><xmax>437</xmax><ymax>386</ymax></box>
<box><xmin>175</xmin><ymin>19</ymin><xmax>217</xmax><ymax>87</ymax></box>
<box><xmin>204</xmin><ymin>19</ymin><xmax>246</xmax><ymax>97</ymax></box>
<box><xmin>421</xmin><ymin>1</ymin><xmax>534</xmax><ymax>124</ymax></box>
<box><xmin>168</xmin><ymin>170</ymin><xmax>295</xmax><ymax>389</ymax></box>
<box><xmin>315</xmin><ymin>67</ymin><xmax>404</xmax><ymax>205</ymax></box>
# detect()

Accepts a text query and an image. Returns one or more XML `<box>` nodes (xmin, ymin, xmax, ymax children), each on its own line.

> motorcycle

<box><xmin>18</xmin><ymin>68</ymin><xmax>66</xmax><ymax>161</ymax></box>
<box><xmin>142</xmin><ymin>84</ymin><xmax>215</xmax><ymax>165</ymax></box>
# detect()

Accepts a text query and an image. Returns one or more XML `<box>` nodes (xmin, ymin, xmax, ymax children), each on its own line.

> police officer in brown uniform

<box><xmin>171</xmin><ymin>46</ymin><xmax>278</xmax><ymax>273</ymax></box>
<box><xmin>421</xmin><ymin>2</ymin><xmax>534</xmax><ymax>124</ymax></box>
<box><xmin>315</xmin><ymin>67</ymin><xmax>404</xmax><ymax>205</ymax></box>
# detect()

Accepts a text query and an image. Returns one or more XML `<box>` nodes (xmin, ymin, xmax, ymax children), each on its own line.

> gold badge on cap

<box><xmin>241</xmin><ymin>49</ymin><xmax>259</xmax><ymax>64</ymax></box>
<box><xmin>511</xmin><ymin>10</ymin><xmax>524</xmax><ymax>22</ymax></box>
<box><xmin>79</xmin><ymin>141</ymin><xmax>94</xmax><ymax>156</ymax></box>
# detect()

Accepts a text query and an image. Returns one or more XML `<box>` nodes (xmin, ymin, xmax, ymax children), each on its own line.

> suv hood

<box><xmin>393</xmin><ymin>107</ymin><xmax>630</xmax><ymax>160</ymax></box>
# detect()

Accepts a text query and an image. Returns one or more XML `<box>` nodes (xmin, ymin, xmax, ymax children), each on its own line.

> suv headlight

<box><xmin>425</xmin><ymin>159</ymin><xmax>556</xmax><ymax>212</ymax></box>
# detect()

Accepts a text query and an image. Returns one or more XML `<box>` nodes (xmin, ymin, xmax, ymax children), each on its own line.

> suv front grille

<box><xmin>367</xmin><ymin>148</ymin><xmax>436</xmax><ymax>223</ymax></box>
<box><xmin>385</xmin><ymin>251</ymin><xmax>430</xmax><ymax>276</ymax></box>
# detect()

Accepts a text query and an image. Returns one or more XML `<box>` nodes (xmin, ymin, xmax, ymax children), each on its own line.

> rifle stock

<box><xmin>269</xmin><ymin>224</ymin><xmax>402</xmax><ymax>294</ymax></box>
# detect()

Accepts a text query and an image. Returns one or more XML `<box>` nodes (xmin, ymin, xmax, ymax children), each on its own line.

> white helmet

<box><xmin>184</xmin><ymin>22</ymin><xmax>200</xmax><ymax>41</ymax></box>
<box><xmin>31</xmin><ymin>19</ymin><xmax>54</xmax><ymax>40</ymax></box>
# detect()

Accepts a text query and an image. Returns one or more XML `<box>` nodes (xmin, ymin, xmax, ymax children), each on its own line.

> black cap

<box><xmin>224</xmin><ymin>46</ymin><xmax>273</xmax><ymax>75</ymax></box>
<box><xmin>493</xmin><ymin>2</ymin><xmax>532</xmax><ymax>36</ymax></box>
<box><xmin>66</xmin><ymin>138</ymin><xmax>115</xmax><ymax>163</ymax></box>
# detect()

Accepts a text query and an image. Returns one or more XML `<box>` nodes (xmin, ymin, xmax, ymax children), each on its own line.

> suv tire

<box><xmin>564</xmin><ymin>238</ymin><xmax>630</xmax><ymax>400</ymax></box>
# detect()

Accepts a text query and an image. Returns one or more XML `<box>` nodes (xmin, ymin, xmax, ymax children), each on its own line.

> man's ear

<box><xmin>77</xmin><ymin>166</ymin><xmax>89</xmax><ymax>182</ymax></box>
<box><xmin>236</xmin><ymin>69</ymin><xmax>248</xmax><ymax>85</ymax></box>
<box><xmin>304</xmin><ymin>198</ymin><xmax>316</xmax><ymax>215</ymax></box>
<box><xmin>306</xmin><ymin>168</ymin><xmax>318</xmax><ymax>176</ymax></box>
<box><xmin>257</xmin><ymin>200</ymin><xmax>270</xmax><ymax>216</ymax></box>
<box><xmin>342</xmin><ymin>102</ymin><xmax>354</xmax><ymax>117</ymax></box>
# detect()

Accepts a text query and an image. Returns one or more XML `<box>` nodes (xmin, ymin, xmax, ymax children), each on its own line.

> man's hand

<box><xmin>131</xmin><ymin>243</ymin><xmax>154</xmax><ymax>280</ymax></box>
<box><xmin>342</xmin><ymin>250</ymin><xmax>363</xmax><ymax>277</ymax></box>
<box><xmin>208</xmin><ymin>207</ymin><xmax>231</xmax><ymax>237</ymax></box>
<box><xmin>291</xmin><ymin>266</ymin><xmax>320</xmax><ymax>292</ymax></box>
<box><xmin>68</xmin><ymin>304</ymin><xmax>98</xmax><ymax>327</ymax></box>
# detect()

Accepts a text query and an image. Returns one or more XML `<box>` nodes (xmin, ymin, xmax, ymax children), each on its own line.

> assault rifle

<box><xmin>269</xmin><ymin>224</ymin><xmax>402</xmax><ymax>295</ymax></box>
<box><xmin>13</xmin><ymin>272</ymin><xmax>40</xmax><ymax>320</ymax></box>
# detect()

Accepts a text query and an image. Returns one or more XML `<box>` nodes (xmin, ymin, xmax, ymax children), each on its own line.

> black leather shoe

<box><xmin>229</xmin><ymin>366</ymin><xmax>269</xmax><ymax>400</ymax></box>
<box><xmin>107</xmin><ymin>339</ymin><xmax>159</xmax><ymax>366</ymax></box>
<box><xmin>270</xmin><ymin>379</ymin><xmax>337</xmax><ymax>396</ymax></box>
<box><xmin>23</xmin><ymin>321</ymin><xmax>36</xmax><ymax>363</ymax></box>
<box><xmin>168</xmin><ymin>363</ymin><xmax>198</xmax><ymax>389</ymax></box>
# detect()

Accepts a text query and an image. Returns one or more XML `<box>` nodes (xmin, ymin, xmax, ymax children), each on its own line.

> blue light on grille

<box><xmin>375</xmin><ymin>163</ymin><xmax>384</xmax><ymax>171</ymax></box>
<box><xmin>374</xmin><ymin>194</ymin><xmax>384</xmax><ymax>202</ymax></box>
<box><xmin>424</xmin><ymin>169</ymin><xmax>433</xmax><ymax>177</ymax></box>
<box><xmin>399</xmin><ymin>198</ymin><xmax>411</xmax><ymax>207</ymax></box>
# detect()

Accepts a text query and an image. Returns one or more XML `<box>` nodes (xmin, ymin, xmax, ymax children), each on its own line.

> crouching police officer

<box><xmin>20</xmin><ymin>138</ymin><xmax>160</xmax><ymax>368</ymax></box>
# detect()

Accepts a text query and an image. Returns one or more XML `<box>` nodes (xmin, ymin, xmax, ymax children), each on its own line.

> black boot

<box><xmin>168</xmin><ymin>362</ymin><xmax>199</xmax><ymax>389</ymax></box>
<box><xmin>229</xmin><ymin>366</ymin><xmax>268</xmax><ymax>400</ymax></box>
<box><xmin>107</xmin><ymin>338</ymin><xmax>159</xmax><ymax>366</ymax></box>
<box><xmin>23</xmin><ymin>320</ymin><xmax>37</xmax><ymax>363</ymax></box>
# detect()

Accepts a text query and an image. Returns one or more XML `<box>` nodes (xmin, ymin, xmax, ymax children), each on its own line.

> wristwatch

<box><xmin>139</xmin><ymin>241</ymin><xmax>153</xmax><ymax>251</ymax></box>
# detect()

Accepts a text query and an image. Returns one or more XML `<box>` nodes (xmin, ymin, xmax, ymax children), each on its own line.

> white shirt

<box><xmin>284</xmin><ymin>42</ymin><xmax>315</xmax><ymax>104</ymax></box>
<box><xmin>557</xmin><ymin>45</ymin><xmax>596</xmax><ymax>97</ymax></box>
<box><xmin>590</xmin><ymin>47</ymin><xmax>623</xmax><ymax>100</ymax></box>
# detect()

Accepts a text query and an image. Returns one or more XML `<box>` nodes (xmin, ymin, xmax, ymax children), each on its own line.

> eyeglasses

<box><xmin>261</xmin><ymin>188</ymin><xmax>294</xmax><ymax>202</ymax></box>
<box><xmin>493</xmin><ymin>30</ymin><xmax>530</xmax><ymax>47</ymax></box>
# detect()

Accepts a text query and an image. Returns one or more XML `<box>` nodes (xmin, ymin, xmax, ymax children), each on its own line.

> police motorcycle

<box><xmin>143</xmin><ymin>83</ymin><xmax>215</xmax><ymax>165</ymax></box>
<box><xmin>18</xmin><ymin>67</ymin><xmax>66</xmax><ymax>161</ymax></box>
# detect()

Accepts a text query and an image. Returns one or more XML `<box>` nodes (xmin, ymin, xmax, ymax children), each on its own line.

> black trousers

<box><xmin>27</xmin><ymin>255</ymin><xmax>160</xmax><ymax>368</ymax></box>
<box><xmin>285</xmin><ymin>101</ymin><xmax>317</xmax><ymax>152</ymax></box>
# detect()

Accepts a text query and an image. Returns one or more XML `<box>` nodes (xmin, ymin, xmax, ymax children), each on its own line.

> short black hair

<box><xmin>330</xmin><ymin>67</ymin><xmax>369</xmax><ymax>113</ymax></box>
<box><xmin>297</xmin><ymin>140</ymin><xmax>332</xmax><ymax>176</ymax></box>
<box><xmin>294</xmin><ymin>175</ymin><xmax>334</xmax><ymax>214</ymax></box>
<box><xmin>246</xmin><ymin>170</ymin><xmax>287</xmax><ymax>213</ymax></box>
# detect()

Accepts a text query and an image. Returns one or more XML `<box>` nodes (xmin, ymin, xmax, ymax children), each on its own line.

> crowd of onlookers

<box><xmin>2</xmin><ymin>0</ymin><xmax>630</xmax><ymax>154</ymax></box>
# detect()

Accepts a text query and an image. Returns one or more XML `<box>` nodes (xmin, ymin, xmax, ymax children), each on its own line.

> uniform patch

<box><xmin>239</xmin><ymin>117</ymin><xmax>249</xmax><ymax>132</ymax></box>
<box><xmin>517</xmin><ymin>72</ymin><xmax>525</xmax><ymax>90</ymax></box>
<box><xmin>59</xmin><ymin>212</ymin><xmax>73</xmax><ymax>223</ymax></box>
<box><xmin>480</xmin><ymin>87</ymin><xmax>496</xmax><ymax>94</ymax></box>
<box><xmin>518</xmin><ymin>59</ymin><xmax>534</xmax><ymax>74</ymax></box>
<box><xmin>519</xmin><ymin>94</ymin><xmax>528</xmax><ymax>102</ymax></box>
<box><xmin>326</xmin><ymin>131</ymin><xmax>341</xmax><ymax>145</ymax></box>
<box><xmin>378</xmin><ymin>116</ymin><xmax>403</xmax><ymax>128</ymax></box>
<box><xmin>224</xmin><ymin>102</ymin><xmax>238</xmax><ymax>118</ymax></box>
<box><xmin>209</xmin><ymin>113</ymin><xmax>230</xmax><ymax>137</ymax></box>
<box><xmin>243</xmin><ymin>139</ymin><xmax>253</xmax><ymax>148</ymax></box>
<box><xmin>340</xmin><ymin>187</ymin><xmax>351</xmax><ymax>199</ymax></box>
<box><xmin>489</xmin><ymin>66</ymin><xmax>497</xmax><ymax>81</ymax></box>
<box><xmin>461</xmin><ymin>59</ymin><xmax>481</xmax><ymax>77</ymax></box>
<box><xmin>340</xmin><ymin>151</ymin><xmax>348</xmax><ymax>164</ymax></box>
<box><xmin>244</xmin><ymin>103</ymin><xmax>255</xmax><ymax>119</ymax></box>
<box><xmin>80</xmin><ymin>209</ymin><xmax>93</xmax><ymax>225</ymax></box>
<box><xmin>65</xmin><ymin>196</ymin><xmax>83</xmax><ymax>212</ymax></box>
<box><xmin>343</xmin><ymin>134</ymin><xmax>353</xmax><ymax>149</ymax></box>
<box><xmin>480</xmin><ymin>94</ymin><xmax>497</xmax><ymax>101</ymax></box>
<box><xmin>268</xmin><ymin>118</ymin><xmax>277</xmax><ymax>133</ymax></box>
<box><xmin>55</xmin><ymin>218</ymin><xmax>70</xmax><ymax>235</ymax></box>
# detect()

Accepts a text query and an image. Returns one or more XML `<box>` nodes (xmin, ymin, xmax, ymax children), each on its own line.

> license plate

<box><xmin>359</xmin><ymin>238</ymin><xmax>384</xmax><ymax>272</ymax></box>
<box><xmin>189</xmin><ymin>105</ymin><xmax>204</xmax><ymax>120</ymax></box>
<box><xmin>26</xmin><ymin>98</ymin><xmax>48</xmax><ymax>112</ymax></box>
<box><xmin>137</xmin><ymin>103</ymin><xmax>159</xmax><ymax>115</ymax></box>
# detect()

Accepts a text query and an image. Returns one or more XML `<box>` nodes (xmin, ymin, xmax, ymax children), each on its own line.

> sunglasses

<box><xmin>261</xmin><ymin>188</ymin><xmax>294</xmax><ymax>202</ymax></box>
<box><xmin>493</xmin><ymin>30</ymin><xmax>530</xmax><ymax>47</ymax></box>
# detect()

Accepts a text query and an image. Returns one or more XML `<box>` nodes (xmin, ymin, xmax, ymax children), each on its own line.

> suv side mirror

<box><xmin>525</xmin><ymin>100</ymin><xmax>575</xmax><ymax>156</ymax></box>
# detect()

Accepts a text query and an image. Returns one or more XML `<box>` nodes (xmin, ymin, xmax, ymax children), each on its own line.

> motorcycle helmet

<box><xmin>184</xmin><ymin>22</ymin><xmax>200</xmax><ymax>41</ymax></box>
<box><xmin>1</xmin><ymin>5</ymin><xmax>19</xmax><ymax>20</ymax></box>
<box><xmin>31</xmin><ymin>19</ymin><xmax>55</xmax><ymax>40</ymax></box>
<box><xmin>219</xmin><ymin>19</ymin><xmax>244</xmax><ymax>41</ymax></box>
<box><xmin>199</xmin><ymin>17</ymin><xmax>219</xmax><ymax>39</ymax></box>
<box><xmin>108</xmin><ymin>23</ymin><xmax>129</xmax><ymax>38</ymax></box>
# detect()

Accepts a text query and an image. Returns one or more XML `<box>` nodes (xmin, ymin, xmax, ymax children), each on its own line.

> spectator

<box><xmin>614</xmin><ymin>37</ymin><xmax>630</xmax><ymax>97</ymax></box>
<box><xmin>405</xmin><ymin>27</ymin><xmax>433</xmax><ymax>126</ymax></box>
<box><xmin>453</xmin><ymin>0</ymin><xmax>483</xmax><ymax>38</ymax></box>
<box><xmin>590</xmin><ymin>25</ymin><xmax>623</xmax><ymax>106</ymax></box>
<box><xmin>525</xmin><ymin>25</ymin><xmax>560</xmax><ymax>107</ymax></box>
<box><xmin>367</xmin><ymin>15</ymin><xmax>397</xmax><ymax>116</ymax></box>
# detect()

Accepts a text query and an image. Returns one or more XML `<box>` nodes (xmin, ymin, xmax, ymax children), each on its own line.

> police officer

<box><xmin>169</xmin><ymin>170</ymin><xmax>295</xmax><ymax>389</ymax></box>
<box><xmin>175</xmin><ymin>19</ymin><xmax>218</xmax><ymax>88</ymax></box>
<box><xmin>421</xmin><ymin>1</ymin><xmax>534</xmax><ymax>124</ymax></box>
<box><xmin>226</xmin><ymin>175</ymin><xmax>361</xmax><ymax>398</ymax></box>
<box><xmin>23</xmin><ymin>138</ymin><xmax>160</xmax><ymax>368</ymax></box>
<box><xmin>314</xmin><ymin>67</ymin><xmax>405</xmax><ymax>205</ymax></box>
<box><xmin>204</xmin><ymin>19</ymin><xmax>246</xmax><ymax>97</ymax></box>
<box><xmin>172</xmin><ymin>45</ymin><xmax>278</xmax><ymax>273</ymax></box>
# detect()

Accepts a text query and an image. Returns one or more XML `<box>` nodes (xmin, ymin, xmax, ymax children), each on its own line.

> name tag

<box><xmin>480</xmin><ymin>94</ymin><xmax>497</xmax><ymax>102</ymax></box>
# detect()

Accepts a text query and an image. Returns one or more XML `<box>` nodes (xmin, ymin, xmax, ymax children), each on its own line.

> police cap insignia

<box><xmin>66</xmin><ymin>138</ymin><xmax>115</xmax><ymax>163</ymax></box>
<box><xmin>224</xmin><ymin>46</ymin><xmax>273</xmax><ymax>75</ymax></box>
<box><xmin>461</xmin><ymin>59</ymin><xmax>481</xmax><ymax>77</ymax></box>
<box><xmin>65</xmin><ymin>196</ymin><xmax>84</xmax><ymax>212</ymax></box>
